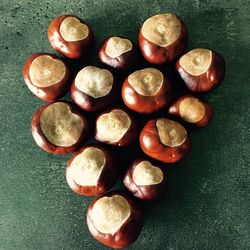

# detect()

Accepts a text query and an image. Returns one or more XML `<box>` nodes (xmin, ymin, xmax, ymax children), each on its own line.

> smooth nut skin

<box><xmin>123</xmin><ymin>158</ymin><xmax>167</xmax><ymax>201</ymax></box>
<box><xmin>122</xmin><ymin>71</ymin><xmax>172</xmax><ymax>114</ymax></box>
<box><xmin>23</xmin><ymin>53</ymin><xmax>70</xmax><ymax>102</ymax></box>
<box><xmin>66</xmin><ymin>145</ymin><xmax>118</xmax><ymax>196</ymax></box>
<box><xmin>48</xmin><ymin>14</ymin><xmax>93</xmax><ymax>59</ymax></box>
<box><xmin>176</xmin><ymin>50</ymin><xmax>225</xmax><ymax>92</ymax></box>
<box><xmin>138</xmin><ymin>14</ymin><xmax>188</xmax><ymax>64</ymax></box>
<box><xmin>139</xmin><ymin>119</ymin><xmax>191</xmax><ymax>163</ymax></box>
<box><xmin>95</xmin><ymin>108</ymin><xmax>138</xmax><ymax>147</ymax></box>
<box><xmin>98</xmin><ymin>37</ymin><xmax>138</xmax><ymax>70</ymax></box>
<box><xmin>168</xmin><ymin>95</ymin><xmax>213</xmax><ymax>127</ymax></box>
<box><xmin>32</xmin><ymin>101</ymin><xmax>89</xmax><ymax>154</ymax></box>
<box><xmin>71</xmin><ymin>70</ymin><xmax>117</xmax><ymax>112</ymax></box>
<box><xmin>87</xmin><ymin>191</ymin><xmax>143</xmax><ymax>248</ymax></box>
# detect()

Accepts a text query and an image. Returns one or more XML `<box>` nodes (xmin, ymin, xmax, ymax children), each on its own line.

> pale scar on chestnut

<box><xmin>156</xmin><ymin>118</ymin><xmax>187</xmax><ymax>147</ymax></box>
<box><xmin>75</xmin><ymin>66</ymin><xmax>114</xmax><ymax>98</ymax></box>
<box><xmin>40</xmin><ymin>102</ymin><xmax>83</xmax><ymax>147</ymax></box>
<box><xmin>105</xmin><ymin>37</ymin><xmax>133</xmax><ymax>58</ymax></box>
<box><xmin>179</xmin><ymin>49</ymin><xmax>212</xmax><ymax>76</ymax></box>
<box><xmin>91</xmin><ymin>195</ymin><xmax>131</xmax><ymax>234</ymax></box>
<box><xmin>142</xmin><ymin>13</ymin><xmax>181</xmax><ymax>47</ymax></box>
<box><xmin>132</xmin><ymin>161</ymin><xmax>163</xmax><ymax>186</ymax></box>
<box><xmin>96</xmin><ymin>109</ymin><xmax>131</xmax><ymax>143</ymax></box>
<box><xmin>128</xmin><ymin>68</ymin><xmax>163</xmax><ymax>96</ymax></box>
<box><xmin>179</xmin><ymin>97</ymin><xmax>206</xmax><ymax>123</ymax></box>
<box><xmin>68</xmin><ymin>147</ymin><xmax>106</xmax><ymax>186</ymax></box>
<box><xmin>29</xmin><ymin>55</ymin><xmax>66</xmax><ymax>87</ymax></box>
<box><xmin>59</xmin><ymin>16</ymin><xmax>89</xmax><ymax>42</ymax></box>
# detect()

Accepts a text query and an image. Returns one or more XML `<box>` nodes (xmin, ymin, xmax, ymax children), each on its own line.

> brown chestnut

<box><xmin>86</xmin><ymin>191</ymin><xmax>143</xmax><ymax>248</ymax></box>
<box><xmin>95</xmin><ymin>108</ymin><xmax>137</xmax><ymax>147</ymax></box>
<box><xmin>138</xmin><ymin>13</ymin><xmax>188</xmax><ymax>64</ymax></box>
<box><xmin>48</xmin><ymin>14</ymin><xmax>93</xmax><ymax>59</ymax></box>
<box><xmin>71</xmin><ymin>66</ymin><xmax>116</xmax><ymax>112</ymax></box>
<box><xmin>168</xmin><ymin>95</ymin><xmax>213</xmax><ymax>127</ymax></box>
<box><xmin>123</xmin><ymin>158</ymin><xmax>167</xmax><ymax>201</ymax></box>
<box><xmin>98</xmin><ymin>36</ymin><xmax>137</xmax><ymax>70</ymax></box>
<box><xmin>32</xmin><ymin>101</ymin><xmax>89</xmax><ymax>154</ymax></box>
<box><xmin>66</xmin><ymin>144</ymin><xmax>118</xmax><ymax>196</ymax></box>
<box><xmin>176</xmin><ymin>48</ymin><xmax>225</xmax><ymax>92</ymax></box>
<box><xmin>23</xmin><ymin>53</ymin><xmax>70</xmax><ymax>101</ymax></box>
<box><xmin>122</xmin><ymin>68</ymin><xmax>172</xmax><ymax>113</ymax></box>
<box><xmin>140</xmin><ymin>118</ymin><xmax>191</xmax><ymax>163</ymax></box>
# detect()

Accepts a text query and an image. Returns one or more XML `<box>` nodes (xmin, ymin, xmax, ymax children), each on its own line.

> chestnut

<box><xmin>32</xmin><ymin>101</ymin><xmax>89</xmax><ymax>154</ymax></box>
<box><xmin>23</xmin><ymin>53</ymin><xmax>70</xmax><ymax>101</ymax></box>
<box><xmin>95</xmin><ymin>108</ymin><xmax>137</xmax><ymax>147</ymax></box>
<box><xmin>86</xmin><ymin>191</ymin><xmax>143</xmax><ymax>248</ymax></box>
<box><xmin>139</xmin><ymin>118</ymin><xmax>191</xmax><ymax>163</ymax></box>
<box><xmin>176</xmin><ymin>48</ymin><xmax>225</xmax><ymax>92</ymax></box>
<box><xmin>98</xmin><ymin>36</ymin><xmax>137</xmax><ymax>70</ymax></box>
<box><xmin>48</xmin><ymin>14</ymin><xmax>93</xmax><ymax>59</ymax></box>
<box><xmin>66</xmin><ymin>144</ymin><xmax>118</xmax><ymax>196</ymax></box>
<box><xmin>71</xmin><ymin>66</ymin><xmax>116</xmax><ymax>112</ymax></box>
<box><xmin>168</xmin><ymin>95</ymin><xmax>213</xmax><ymax>127</ymax></box>
<box><xmin>138</xmin><ymin>13</ymin><xmax>188</xmax><ymax>64</ymax></box>
<box><xmin>122</xmin><ymin>68</ymin><xmax>172</xmax><ymax>113</ymax></box>
<box><xmin>123</xmin><ymin>158</ymin><xmax>167</xmax><ymax>201</ymax></box>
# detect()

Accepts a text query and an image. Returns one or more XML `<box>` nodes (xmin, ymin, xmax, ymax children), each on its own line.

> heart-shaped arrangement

<box><xmin>23</xmin><ymin>13</ymin><xmax>225</xmax><ymax>249</ymax></box>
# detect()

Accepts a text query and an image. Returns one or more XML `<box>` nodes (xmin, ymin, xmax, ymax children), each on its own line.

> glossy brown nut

<box><xmin>32</xmin><ymin>101</ymin><xmax>89</xmax><ymax>154</ymax></box>
<box><xmin>122</xmin><ymin>68</ymin><xmax>172</xmax><ymax>113</ymax></box>
<box><xmin>98</xmin><ymin>36</ymin><xmax>138</xmax><ymax>70</ymax></box>
<box><xmin>176</xmin><ymin>48</ymin><xmax>225</xmax><ymax>92</ymax></box>
<box><xmin>86</xmin><ymin>191</ymin><xmax>143</xmax><ymax>248</ymax></box>
<box><xmin>66</xmin><ymin>144</ymin><xmax>119</xmax><ymax>196</ymax></box>
<box><xmin>138</xmin><ymin>13</ymin><xmax>188</xmax><ymax>64</ymax></box>
<box><xmin>168</xmin><ymin>94</ymin><xmax>213</xmax><ymax>127</ymax></box>
<box><xmin>139</xmin><ymin>118</ymin><xmax>191</xmax><ymax>163</ymax></box>
<box><xmin>123</xmin><ymin>158</ymin><xmax>167</xmax><ymax>201</ymax></box>
<box><xmin>48</xmin><ymin>14</ymin><xmax>93</xmax><ymax>59</ymax></box>
<box><xmin>95</xmin><ymin>108</ymin><xmax>138</xmax><ymax>147</ymax></box>
<box><xmin>23</xmin><ymin>53</ymin><xmax>70</xmax><ymax>101</ymax></box>
<box><xmin>71</xmin><ymin>66</ymin><xmax>117</xmax><ymax>112</ymax></box>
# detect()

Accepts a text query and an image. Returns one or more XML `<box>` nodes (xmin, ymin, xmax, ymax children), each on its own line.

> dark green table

<box><xmin>0</xmin><ymin>0</ymin><xmax>249</xmax><ymax>249</ymax></box>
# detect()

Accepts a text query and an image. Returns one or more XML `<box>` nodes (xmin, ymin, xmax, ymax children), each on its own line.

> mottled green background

<box><xmin>0</xmin><ymin>0</ymin><xmax>249</xmax><ymax>249</ymax></box>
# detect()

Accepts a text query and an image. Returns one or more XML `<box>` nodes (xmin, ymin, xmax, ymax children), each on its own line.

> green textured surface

<box><xmin>0</xmin><ymin>0</ymin><xmax>249</xmax><ymax>249</ymax></box>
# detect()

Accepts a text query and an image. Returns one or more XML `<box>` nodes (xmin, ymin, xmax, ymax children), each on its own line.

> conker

<box><xmin>48</xmin><ymin>14</ymin><xmax>93</xmax><ymax>59</ymax></box>
<box><xmin>95</xmin><ymin>108</ymin><xmax>137</xmax><ymax>147</ymax></box>
<box><xmin>32</xmin><ymin>101</ymin><xmax>89</xmax><ymax>154</ymax></box>
<box><xmin>168</xmin><ymin>95</ymin><xmax>213</xmax><ymax>127</ymax></box>
<box><xmin>123</xmin><ymin>158</ymin><xmax>167</xmax><ymax>201</ymax></box>
<box><xmin>23</xmin><ymin>53</ymin><xmax>70</xmax><ymax>101</ymax></box>
<box><xmin>176</xmin><ymin>48</ymin><xmax>225</xmax><ymax>92</ymax></box>
<box><xmin>98</xmin><ymin>36</ymin><xmax>138</xmax><ymax>70</ymax></box>
<box><xmin>86</xmin><ymin>191</ymin><xmax>143</xmax><ymax>248</ymax></box>
<box><xmin>66</xmin><ymin>144</ymin><xmax>118</xmax><ymax>196</ymax></box>
<box><xmin>122</xmin><ymin>68</ymin><xmax>172</xmax><ymax>113</ymax></box>
<box><xmin>138</xmin><ymin>13</ymin><xmax>188</xmax><ymax>64</ymax></box>
<box><xmin>139</xmin><ymin>118</ymin><xmax>191</xmax><ymax>163</ymax></box>
<box><xmin>71</xmin><ymin>66</ymin><xmax>116</xmax><ymax>112</ymax></box>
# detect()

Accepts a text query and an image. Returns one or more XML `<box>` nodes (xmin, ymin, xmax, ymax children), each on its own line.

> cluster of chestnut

<box><xmin>23</xmin><ymin>13</ymin><xmax>225</xmax><ymax>249</ymax></box>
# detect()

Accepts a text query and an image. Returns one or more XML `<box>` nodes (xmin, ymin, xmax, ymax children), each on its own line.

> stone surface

<box><xmin>0</xmin><ymin>0</ymin><xmax>249</xmax><ymax>249</ymax></box>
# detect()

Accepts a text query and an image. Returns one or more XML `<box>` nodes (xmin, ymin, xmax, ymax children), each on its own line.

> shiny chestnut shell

<box><xmin>176</xmin><ymin>49</ymin><xmax>225</xmax><ymax>92</ymax></box>
<box><xmin>86</xmin><ymin>191</ymin><xmax>143</xmax><ymax>248</ymax></box>
<box><xmin>32</xmin><ymin>101</ymin><xmax>89</xmax><ymax>154</ymax></box>
<box><xmin>138</xmin><ymin>13</ymin><xmax>188</xmax><ymax>64</ymax></box>
<box><xmin>66</xmin><ymin>144</ymin><xmax>118</xmax><ymax>196</ymax></box>
<box><xmin>23</xmin><ymin>53</ymin><xmax>70</xmax><ymax>102</ymax></box>
<box><xmin>168</xmin><ymin>95</ymin><xmax>213</xmax><ymax>127</ymax></box>
<box><xmin>139</xmin><ymin>118</ymin><xmax>191</xmax><ymax>163</ymax></box>
<box><xmin>48</xmin><ymin>14</ymin><xmax>93</xmax><ymax>59</ymax></box>
<box><xmin>123</xmin><ymin>158</ymin><xmax>167</xmax><ymax>201</ymax></box>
